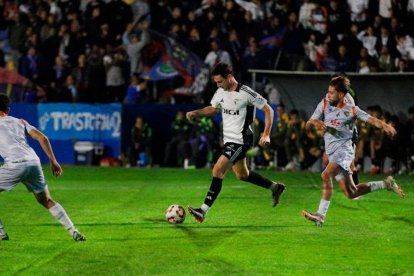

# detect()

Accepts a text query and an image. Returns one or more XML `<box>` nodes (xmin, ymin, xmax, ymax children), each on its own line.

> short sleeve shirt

<box><xmin>211</xmin><ymin>84</ymin><xmax>267</xmax><ymax>145</ymax></box>
<box><xmin>0</xmin><ymin>116</ymin><xmax>39</xmax><ymax>163</ymax></box>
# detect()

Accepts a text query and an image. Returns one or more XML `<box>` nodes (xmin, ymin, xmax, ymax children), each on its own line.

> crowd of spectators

<box><xmin>1</xmin><ymin>0</ymin><xmax>414</xmax><ymax>173</ymax></box>
<box><xmin>1</xmin><ymin>0</ymin><xmax>414</xmax><ymax>104</ymax></box>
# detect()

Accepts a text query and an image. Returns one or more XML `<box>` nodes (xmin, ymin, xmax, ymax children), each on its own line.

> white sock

<box><xmin>49</xmin><ymin>203</ymin><xmax>76</xmax><ymax>235</ymax></box>
<box><xmin>317</xmin><ymin>199</ymin><xmax>331</xmax><ymax>218</ymax></box>
<box><xmin>201</xmin><ymin>204</ymin><xmax>210</xmax><ymax>214</ymax></box>
<box><xmin>368</xmin><ymin>181</ymin><xmax>386</xmax><ymax>192</ymax></box>
<box><xmin>0</xmin><ymin>220</ymin><xmax>5</xmax><ymax>235</ymax></box>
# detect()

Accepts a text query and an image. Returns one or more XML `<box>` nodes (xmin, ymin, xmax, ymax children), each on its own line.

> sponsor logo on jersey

<box><xmin>223</xmin><ymin>109</ymin><xmax>239</xmax><ymax>115</ymax></box>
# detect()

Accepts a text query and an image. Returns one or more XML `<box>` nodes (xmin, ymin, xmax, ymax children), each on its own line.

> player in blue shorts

<box><xmin>186</xmin><ymin>63</ymin><xmax>285</xmax><ymax>223</ymax></box>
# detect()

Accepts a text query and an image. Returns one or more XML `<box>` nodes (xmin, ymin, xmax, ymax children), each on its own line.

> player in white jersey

<box><xmin>185</xmin><ymin>63</ymin><xmax>285</xmax><ymax>223</ymax></box>
<box><xmin>322</xmin><ymin>74</ymin><xmax>361</xmax><ymax>187</ymax></box>
<box><xmin>302</xmin><ymin>76</ymin><xmax>405</xmax><ymax>226</ymax></box>
<box><xmin>0</xmin><ymin>94</ymin><xmax>85</xmax><ymax>241</ymax></box>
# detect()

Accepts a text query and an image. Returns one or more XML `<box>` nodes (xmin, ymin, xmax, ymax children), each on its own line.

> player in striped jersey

<box><xmin>302</xmin><ymin>76</ymin><xmax>404</xmax><ymax>226</ymax></box>
<box><xmin>0</xmin><ymin>94</ymin><xmax>85</xmax><ymax>241</ymax></box>
<box><xmin>186</xmin><ymin>63</ymin><xmax>285</xmax><ymax>223</ymax></box>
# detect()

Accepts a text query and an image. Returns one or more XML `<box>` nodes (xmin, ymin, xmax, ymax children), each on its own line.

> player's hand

<box><xmin>186</xmin><ymin>111</ymin><xmax>196</xmax><ymax>121</ymax></box>
<box><xmin>50</xmin><ymin>160</ymin><xmax>63</xmax><ymax>177</ymax></box>
<box><xmin>259</xmin><ymin>135</ymin><xmax>270</xmax><ymax>147</ymax></box>
<box><xmin>384</xmin><ymin>124</ymin><xmax>396</xmax><ymax>137</ymax></box>
<box><xmin>313</xmin><ymin>120</ymin><xmax>326</xmax><ymax>133</ymax></box>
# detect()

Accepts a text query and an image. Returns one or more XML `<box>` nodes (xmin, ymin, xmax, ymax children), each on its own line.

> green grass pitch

<box><xmin>0</xmin><ymin>167</ymin><xmax>413</xmax><ymax>275</ymax></box>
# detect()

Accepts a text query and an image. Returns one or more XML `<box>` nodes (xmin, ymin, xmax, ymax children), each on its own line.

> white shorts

<box><xmin>328</xmin><ymin>146</ymin><xmax>354</xmax><ymax>180</ymax></box>
<box><xmin>0</xmin><ymin>161</ymin><xmax>47</xmax><ymax>193</ymax></box>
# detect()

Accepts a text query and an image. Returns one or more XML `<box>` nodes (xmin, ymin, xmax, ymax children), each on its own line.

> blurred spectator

<box><xmin>270</xmin><ymin>103</ymin><xmax>289</xmax><ymax>167</ymax></box>
<box><xmin>127</xmin><ymin>116</ymin><xmax>152</xmax><ymax>167</ymax></box>
<box><xmin>369</xmin><ymin>105</ymin><xmax>385</xmax><ymax>174</ymax></box>
<box><xmin>375</xmin><ymin>25</ymin><xmax>398</xmax><ymax>58</ymax></box>
<box><xmin>103</xmin><ymin>51</ymin><xmax>126</xmax><ymax>102</ymax></box>
<box><xmin>315</xmin><ymin>41</ymin><xmax>337</xmax><ymax>72</ymax></box>
<box><xmin>126</xmin><ymin>74</ymin><xmax>147</xmax><ymax>104</ymax></box>
<box><xmin>299</xmin><ymin>0</ymin><xmax>316</xmax><ymax>31</ymax></box>
<box><xmin>342</xmin><ymin>23</ymin><xmax>364</xmax><ymax>63</ymax></box>
<box><xmin>282</xmin><ymin>11</ymin><xmax>305</xmax><ymax>71</ymax></box>
<box><xmin>65</xmin><ymin>74</ymin><xmax>78</xmax><ymax>102</ymax></box>
<box><xmin>9</xmin><ymin>14</ymin><xmax>27</xmax><ymax>52</ymax></box>
<box><xmin>71</xmin><ymin>54</ymin><xmax>89</xmax><ymax>102</ymax></box>
<box><xmin>225</xmin><ymin>29</ymin><xmax>242</xmax><ymax>73</ymax></box>
<box><xmin>347</xmin><ymin>0</ymin><xmax>369</xmax><ymax>28</ymax></box>
<box><xmin>377</xmin><ymin>45</ymin><xmax>395</xmax><ymax>72</ymax></box>
<box><xmin>18</xmin><ymin>46</ymin><xmax>44</xmax><ymax>82</ymax></box>
<box><xmin>234</xmin><ymin>0</ymin><xmax>264</xmax><ymax>22</ymax></box>
<box><xmin>106</xmin><ymin>0</ymin><xmax>133</xmax><ymax>43</ymax></box>
<box><xmin>48</xmin><ymin>55</ymin><xmax>70</xmax><ymax>87</ymax></box>
<box><xmin>335</xmin><ymin>44</ymin><xmax>355</xmax><ymax>72</ymax></box>
<box><xmin>123</xmin><ymin>20</ymin><xmax>149</xmax><ymax>75</ymax></box>
<box><xmin>164</xmin><ymin>110</ymin><xmax>191</xmax><ymax>167</ymax></box>
<box><xmin>284</xmin><ymin>109</ymin><xmax>306</xmax><ymax>171</ymax></box>
<box><xmin>242</xmin><ymin>39</ymin><xmax>267</xmax><ymax>81</ymax></box>
<box><xmin>204</xmin><ymin>39</ymin><xmax>232</xmax><ymax>69</ymax></box>
<box><xmin>326</xmin><ymin>0</ymin><xmax>349</xmax><ymax>40</ymax></box>
<box><xmin>357</xmin><ymin>26</ymin><xmax>378</xmax><ymax>58</ymax></box>
<box><xmin>309</xmin><ymin>1</ymin><xmax>328</xmax><ymax>35</ymax></box>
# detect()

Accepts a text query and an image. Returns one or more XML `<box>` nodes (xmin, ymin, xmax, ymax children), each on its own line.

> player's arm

<box><xmin>306</xmin><ymin>100</ymin><xmax>326</xmax><ymax>132</ymax></box>
<box><xmin>186</xmin><ymin>106</ymin><xmax>219</xmax><ymax>120</ymax></box>
<box><xmin>366</xmin><ymin>116</ymin><xmax>396</xmax><ymax>137</ymax></box>
<box><xmin>258</xmin><ymin>103</ymin><xmax>274</xmax><ymax>146</ymax></box>
<box><xmin>29</xmin><ymin>128</ymin><xmax>63</xmax><ymax>177</ymax></box>
<box><xmin>305</xmin><ymin>119</ymin><xmax>326</xmax><ymax>132</ymax></box>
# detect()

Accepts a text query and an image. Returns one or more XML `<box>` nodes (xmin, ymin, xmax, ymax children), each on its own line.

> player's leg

<box><xmin>337</xmin><ymin>174</ymin><xmax>404</xmax><ymax>199</ymax></box>
<box><xmin>0</xmin><ymin>165</ymin><xmax>22</xmax><ymax>240</ymax></box>
<box><xmin>302</xmin><ymin>162</ymin><xmax>340</xmax><ymax>226</ymax></box>
<box><xmin>232</xmin><ymin>158</ymin><xmax>285</xmax><ymax>207</ymax></box>
<box><xmin>187</xmin><ymin>154</ymin><xmax>231</xmax><ymax>223</ymax></box>
<box><xmin>23</xmin><ymin>164</ymin><xmax>86</xmax><ymax>241</ymax></box>
<box><xmin>33</xmin><ymin>189</ymin><xmax>86</xmax><ymax>241</ymax></box>
<box><xmin>0</xmin><ymin>189</ymin><xmax>9</xmax><ymax>240</ymax></box>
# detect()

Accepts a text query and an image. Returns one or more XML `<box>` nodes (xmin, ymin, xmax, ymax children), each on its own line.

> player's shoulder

<box><xmin>238</xmin><ymin>84</ymin><xmax>259</xmax><ymax>97</ymax></box>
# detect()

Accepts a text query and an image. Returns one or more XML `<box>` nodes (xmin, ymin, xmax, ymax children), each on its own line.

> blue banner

<box><xmin>37</xmin><ymin>104</ymin><xmax>122</xmax><ymax>140</ymax></box>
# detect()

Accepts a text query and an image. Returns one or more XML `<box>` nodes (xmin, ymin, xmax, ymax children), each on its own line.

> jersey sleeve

<box><xmin>210</xmin><ymin>89</ymin><xmax>222</xmax><ymax>108</ymax></box>
<box><xmin>310</xmin><ymin>100</ymin><xmax>324</xmax><ymax>120</ymax></box>
<box><xmin>20</xmin><ymin>119</ymin><xmax>37</xmax><ymax>133</ymax></box>
<box><xmin>355</xmin><ymin>106</ymin><xmax>370</xmax><ymax>122</ymax></box>
<box><xmin>242</xmin><ymin>85</ymin><xmax>267</xmax><ymax>109</ymax></box>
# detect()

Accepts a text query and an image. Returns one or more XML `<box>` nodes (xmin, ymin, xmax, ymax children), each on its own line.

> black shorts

<box><xmin>222</xmin><ymin>142</ymin><xmax>250</xmax><ymax>163</ymax></box>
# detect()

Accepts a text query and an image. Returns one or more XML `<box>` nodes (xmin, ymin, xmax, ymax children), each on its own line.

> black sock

<box><xmin>243</xmin><ymin>171</ymin><xmax>273</xmax><ymax>189</ymax></box>
<box><xmin>203</xmin><ymin>177</ymin><xmax>223</xmax><ymax>207</ymax></box>
<box><xmin>352</xmin><ymin>171</ymin><xmax>359</xmax><ymax>184</ymax></box>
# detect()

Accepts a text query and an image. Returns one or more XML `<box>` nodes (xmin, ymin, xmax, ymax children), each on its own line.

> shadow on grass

<box><xmin>382</xmin><ymin>216</ymin><xmax>414</xmax><ymax>225</ymax></box>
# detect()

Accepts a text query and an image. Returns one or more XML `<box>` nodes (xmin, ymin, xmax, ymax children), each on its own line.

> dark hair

<box><xmin>211</xmin><ymin>62</ymin><xmax>233</xmax><ymax>78</ymax></box>
<box><xmin>0</xmin><ymin>94</ymin><xmax>11</xmax><ymax>112</ymax></box>
<box><xmin>408</xmin><ymin>106</ymin><xmax>414</xmax><ymax>114</ymax></box>
<box><xmin>329</xmin><ymin>76</ymin><xmax>349</xmax><ymax>93</ymax></box>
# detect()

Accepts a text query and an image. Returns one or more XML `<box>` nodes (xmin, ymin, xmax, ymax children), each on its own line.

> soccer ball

<box><xmin>165</xmin><ymin>204</ymin><xmax>186</xmax><ymax>224</ymax></box>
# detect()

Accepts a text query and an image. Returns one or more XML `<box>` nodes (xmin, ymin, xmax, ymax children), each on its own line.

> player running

<box><xmin>302</xmin><ymin>76</ymin><xmax>404</xmax><ymax>226</ymax></box>
<box><xmin>186</xmin><ymin>63</ymin><xmax>285</xmax><ymax>223</ymax></box>
<box><xmin>0</xmin><ymin>94</ymin><xmax>86</xmax><ymax>241</ymax></box>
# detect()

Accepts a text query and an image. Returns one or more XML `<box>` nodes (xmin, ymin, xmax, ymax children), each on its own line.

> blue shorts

<box><xmin>0</xmin><ymin>161</ymin><xmax>47</xmax><ymax>193</ymax></box>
